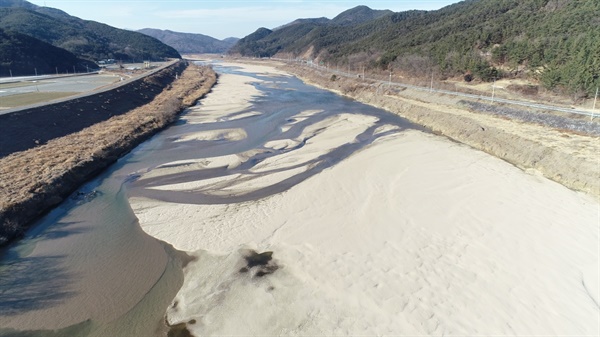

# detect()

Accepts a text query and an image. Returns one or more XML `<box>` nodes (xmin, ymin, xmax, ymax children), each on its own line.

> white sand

<box><xmin>218</xmin><ymin>61</ymin><xmax>291</xmax><ymax>77</ymax></box>
<box><xmin>173</xmin><ymin>128</ymin><xmax>247</xmax><ymax>142</ymax></box>
<box><xmin>130</xmin><ymin>63</ymin><xmax>600</xmax><ymax>336</ymax></box>
<box><xmin>183</xmin><ymin>73</ymin><xmax>264</xmax><ymax>125</ymax></box>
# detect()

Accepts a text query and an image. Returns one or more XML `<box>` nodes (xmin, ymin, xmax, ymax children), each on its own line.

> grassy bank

<box><xmin>0</xmin><ymin>61</ymin><xmax>217</xmax><ymax>246</ymax></box>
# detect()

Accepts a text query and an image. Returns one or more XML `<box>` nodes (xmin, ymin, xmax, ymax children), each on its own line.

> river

<box><xmin>0</xmin><ymin>62</ymin><xmax>420</xmax><ymax>336</ymax></box>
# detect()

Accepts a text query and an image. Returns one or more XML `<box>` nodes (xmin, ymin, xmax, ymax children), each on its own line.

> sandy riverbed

<box><xmin>130</xmin><ymin>62</ymin><xmax>599</xmax><ymax>336</ymax></box>
<box><xmin>274</xmin><ymin>61</ymin><xmax>600</xmax><ymax>198</ymax></box>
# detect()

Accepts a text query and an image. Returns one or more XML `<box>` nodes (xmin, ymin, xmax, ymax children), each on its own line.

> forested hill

<box><xmin>229</xmin><ymin>5</ymin><xmax>397</xmax><ymax>58</ymax></box>
<box><xmin>138</xmin><ymin>29</ymin><xmax>238</xmax><ymax>55</ymax></box>
<box><xmin>330</xmin><ymin>5</ymin><xmax>393</xmax><ymax>26</ymax></box>
<box><xmin>230</xmin><ymin>0</ymin><xmax>600</xmax><ymax>97</ymax></box>
<box><xmin>0</xmin><ymin>28</ymin><xmax>96</xmax><ymax>77</ymax></box>
<box><xmin>0</xmin><ymin>0</ymin><xmax>181</xmax><ymax>63</ymax></box>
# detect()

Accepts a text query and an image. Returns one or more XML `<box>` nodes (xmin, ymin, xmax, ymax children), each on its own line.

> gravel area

<box><xmin>461</xmin><ymin>100</ymin><xmax>600</xmax><ymax>137</ymax></box>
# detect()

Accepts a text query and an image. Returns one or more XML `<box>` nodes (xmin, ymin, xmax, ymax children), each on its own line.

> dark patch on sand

<box><xmin>239</xmin><ymin>250</ymin><xmax>279</xmax><ymax>278</ymax></box>
<box><xmin>166</xmin><ymin>322</ymin><xmax>192</xmax><ymax>337</ymax></box>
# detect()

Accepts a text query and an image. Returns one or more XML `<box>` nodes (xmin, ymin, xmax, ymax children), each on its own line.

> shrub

<box><xmin>464</xmin><ymin>72</ymin><xmax>473</xmax><ymax>82</ymax></box>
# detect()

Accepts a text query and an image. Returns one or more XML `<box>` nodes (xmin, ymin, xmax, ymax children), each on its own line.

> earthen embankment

<box><xmin>278</xmin><ymin>62</ymin><xmax>599</xmax><ymax>198</ymax></box>
<box><xmin>0</xmin><ymin>61</ymin><xmax>217</xmax><ymax>245</ymax></box>
<box><xmin>0</xmin><ymin>62</ymin><xmax>186</xmax><ymax>158</ymax></box>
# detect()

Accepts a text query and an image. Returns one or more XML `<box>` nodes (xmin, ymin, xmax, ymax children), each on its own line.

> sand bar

<box><xmin>130</xmin><ymin>62</ymin><xmax>599</xmax><ymax>336</ymax></box>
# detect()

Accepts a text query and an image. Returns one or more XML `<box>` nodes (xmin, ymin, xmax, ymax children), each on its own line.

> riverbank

<box><xmin>0</xmin><ymin>61</ymin><xmax>217</xmax><ymax>246</ymax></box>
<box><xmin>270</xmin><ymin>61</ymin><xmax>599</xmax><ymax>199</ymax></box>
<box><xmin>130</xmin><ymin>61</ymin><xmax>599</xmax><ymax>336</ymax></box>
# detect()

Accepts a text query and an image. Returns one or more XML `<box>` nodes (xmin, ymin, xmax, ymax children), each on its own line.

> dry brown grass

<box><xmin>0</xmin><ymin>62</ymin><xmax>217</xmax><ymax>245</ymax></box>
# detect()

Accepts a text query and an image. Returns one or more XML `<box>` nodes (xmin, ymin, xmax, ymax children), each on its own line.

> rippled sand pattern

<box><xmin>130</xmin><ymin>62</ymin><xmax>599</xmax><ymax>336</ymax></box>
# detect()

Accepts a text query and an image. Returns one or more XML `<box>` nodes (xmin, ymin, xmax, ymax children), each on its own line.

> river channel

<box><xmin>0</xmin><ymin>62</ymin><xmax>419</xmax><ymax>336</ymax></box>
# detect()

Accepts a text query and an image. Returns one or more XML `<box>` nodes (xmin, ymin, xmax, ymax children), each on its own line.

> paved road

<box><xmin>0</xmin><ymin>71</ymin><xmax>100</xmax><ymax>84</ymax></box>
<box><xmin>0</xmin><ymin>74</ymin><xmax>120</xmax><ymax>98</ymax></box>
<box><xmin>0</xmin><ymin>60</ymin><xmax>177</xmax><ymax>116</ymax></box>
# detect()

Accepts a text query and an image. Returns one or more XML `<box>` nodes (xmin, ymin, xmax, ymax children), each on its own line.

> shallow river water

<box><xmin>0</xmin><ymin>63</ymin><xmax>419</xmax><ymax>336</ymax></box>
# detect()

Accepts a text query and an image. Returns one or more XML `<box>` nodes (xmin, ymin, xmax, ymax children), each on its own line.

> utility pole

<box><xmin>492</xmin><ymin>77</ymin><xmax>496</xmax><ymax>103</ymax></box>
<box><xmin>430</xmin><ymin>72</ymin><xmax>434</xmax><ymax>92</ymax></box>
<box><xmin>592</xmin><ymin>87</ymin><xmax>598</xmax><ymax>121</ymax></box>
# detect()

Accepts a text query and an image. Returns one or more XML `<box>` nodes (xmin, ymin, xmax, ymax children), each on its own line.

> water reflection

<box><xmin>0</xmin><ymin>255</ymin><xmax>76</xmax><ymax>316</ymax></box>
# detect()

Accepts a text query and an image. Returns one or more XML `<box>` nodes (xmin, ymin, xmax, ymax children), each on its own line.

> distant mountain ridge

<box><xmin>330</xmin><ymin>5</ymin><xmax>392</xmax><ymax>26</ymax></box>
<box><xmin>229</xmin><ymin>5</ymin><xmax>398</xmax><ymax>57</ymax></box>
<box><xmin>274</xmin><ymin>17</ymin><xmax>330</xmax><ymax>31</ymax></box>
<box><xmin>137</xmin><ymin>28</ymin><xmax>238</xmax><ymax>55</ymax></box>
<box><xmin>230</xmin><ymin>1</ymin><xmax>600</xmax><ymax>97</ymax></box>
<box><xmin>0</xmin><ymin>0</ymin><xmax>35</xmax><ymax>9</ymax></box>
<box><xmin>273</xmin><ymin>6</ymin><xmax>392</xmax><ymax>30</ymax></box>
<box><xmin>0</xmin><ymin>0</ymin><xmax>180</xmax><ymax>64</ymax></box>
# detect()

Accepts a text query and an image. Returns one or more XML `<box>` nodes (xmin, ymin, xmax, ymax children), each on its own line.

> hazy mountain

<box><xmin>230</xmin><ymin>0</ymin><xmax>600</xmax><ymax>96</ymax></box>
<box><xmin>222</xmin><ymin>37</ymin><xmax>240</xmax><ymax>44</ymax></box>
<box><xmin>0</xmin><ymin>0</ymin><xmax>181</xmax><ymax>62</ymax></box>
<box><xmin>137</xmin><ymin>28</ymin><xmax>238</xmax><ymax>54</ymax></box>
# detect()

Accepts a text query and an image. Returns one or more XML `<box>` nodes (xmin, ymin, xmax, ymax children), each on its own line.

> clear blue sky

<box><xmin>28</xmin><ymin>0</ymin><xmax>459</xmax><ymax>40</ymax></box>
